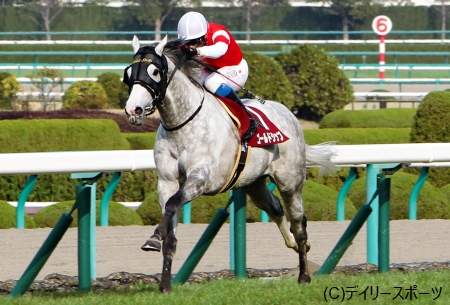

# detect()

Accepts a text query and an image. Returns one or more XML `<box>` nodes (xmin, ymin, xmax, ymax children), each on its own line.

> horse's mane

<box><xmin>162</xmin><ymin>39</ymin><xmax>202</xmax><ymax>80</ymax></box>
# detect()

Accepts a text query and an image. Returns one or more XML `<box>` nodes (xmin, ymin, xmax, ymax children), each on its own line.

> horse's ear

<box><xmin>132</xmin><ymin>35</ymin><xmax>140</xmax><ymax>54</ymax></box>
<box><xmin>155</xmin><ymin>35</ymin><xmax>168</xmax><ymax>56</ymax></box>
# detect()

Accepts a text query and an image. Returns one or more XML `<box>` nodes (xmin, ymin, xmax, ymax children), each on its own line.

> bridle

<box><xmin>123</xmin><ymin>45</ymin><xmax>204</xmax><ymax>131</ymax></box>
<box><xmin>123</xmin><ymin>46</ymin><xmax>168</xmax><ymax>116</ymax></box>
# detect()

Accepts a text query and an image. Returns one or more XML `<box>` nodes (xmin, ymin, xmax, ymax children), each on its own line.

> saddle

<box><xmin>216</xmin><ymin>96</ymin><xmax>289</xmax><ymax>193</ymax></box>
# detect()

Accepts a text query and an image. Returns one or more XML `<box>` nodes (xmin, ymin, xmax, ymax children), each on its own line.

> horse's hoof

<box><xmin>141</xmin><ymin>239</ymin><xmax>162</xmax><ymax>252</ymax></box>
<box><xmin>298</xmin><ymin>274</ymin><xmax>311</xmax><ymax>284</ymax></box>
<box><xmin>159</xmin><ymin>285</ymin><xmax>172</xmax><ymax>293</ymax></box>
<box><xmin>159</xmin><ymin>280</ymin><xmax>172</xmax><ymax>293</ymax></box>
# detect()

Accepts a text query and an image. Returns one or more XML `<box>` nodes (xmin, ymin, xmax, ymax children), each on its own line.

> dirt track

<box><xmin>1</xmin><ymin>220</ymin><xmax>449</xmax><ymax>281</ymax></box>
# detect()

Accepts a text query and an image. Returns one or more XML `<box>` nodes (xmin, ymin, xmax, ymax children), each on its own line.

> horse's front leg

<box><xmin>145</xmin><ymin>166</ymin><xmax>209</xmax><ymax>250</ymax></box>
<box><xmin>142</xmin><ymin>166</ymin><xmax>209</xmax><ymax>292</ymax></box>
<box><xmin>160</xmin><ymin>220</ymin><xmax>177</xmax><ymax>293</ymax></box>
<box><xmin>141</xmin><ymin>191</ymin><xmax>183</xmax><ymax>252</ymax></box>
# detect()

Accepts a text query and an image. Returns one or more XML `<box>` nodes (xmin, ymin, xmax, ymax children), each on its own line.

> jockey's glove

<box><xmin>183</xmin><ymin>47</ymin><xmax>198</xmax><ymax>59</ymax></box>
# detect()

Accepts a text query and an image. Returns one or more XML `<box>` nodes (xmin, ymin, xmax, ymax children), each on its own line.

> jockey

<box><xmin>177</xmin><ymin>11</ymin><xmax>258</xmax><ymax>141</ymax></box>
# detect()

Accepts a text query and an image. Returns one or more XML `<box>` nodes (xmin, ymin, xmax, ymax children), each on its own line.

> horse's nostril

<box><xmin>135</xmin><ymin>107</ymin><xmax>143</xmax><ymax>115</ymax></box>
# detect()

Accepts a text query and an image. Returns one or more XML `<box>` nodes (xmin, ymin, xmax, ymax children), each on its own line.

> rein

<box><xmin>161</xmin><ymin>80</ymin><xmax>205</xmax><ymax>132</ymax></box>
<box><xmin>160</xmin><ymin>56</ymin><xmax>205</xmax><ymax>131</ymax></box>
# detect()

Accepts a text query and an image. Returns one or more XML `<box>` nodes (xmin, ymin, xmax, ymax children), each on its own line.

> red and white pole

<box><xmin>379</xmin><ymin>35</ymin><xmax>386</xmax><ymax>79</ymax></box>
<box><xmin>372</xmin><ymin>16</ymin><xmax>392</xmax><ymax>80</ymax></box>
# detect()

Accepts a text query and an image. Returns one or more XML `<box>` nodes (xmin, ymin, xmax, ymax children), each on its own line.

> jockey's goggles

<box><xmin>185</xmin><ymin>36</ymin><xmax>205</xmax><ymax>47</ymax></box>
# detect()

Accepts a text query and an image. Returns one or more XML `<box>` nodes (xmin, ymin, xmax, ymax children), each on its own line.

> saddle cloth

<box><xmin>217</xmin><ymin>96</ymin><xmax>290</xmax><ymax>146</ymax></box>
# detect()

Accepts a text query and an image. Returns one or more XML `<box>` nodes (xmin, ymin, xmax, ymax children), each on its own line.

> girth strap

<box><xmin>219</xmin><ymin>142</ymin><xmax>251</xmax><ymax>193</ymax></box>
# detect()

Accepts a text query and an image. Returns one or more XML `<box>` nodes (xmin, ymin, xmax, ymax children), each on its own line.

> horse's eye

<box><xmin>153</xmin><ymin>69</ymin><xmax>159</xmax><ymax>76</ymax></box>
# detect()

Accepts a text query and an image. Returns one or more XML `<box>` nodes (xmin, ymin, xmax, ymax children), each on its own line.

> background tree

<box><xmin>242</xmin><ymin>52</ymin><xmax>295</xmax><ymax>109</ymax></box>
<box><xmin>410</xmin><ymin>90</ymin><xmax>450</xmax><ymax>188</ymax></box>
<box><xmin>63</xmin><ymin>80</ymin><xmax>108</xmax><ymax>110</ymax></box>
<box><xmin>26</xmin><ymin>68</ymin><xmax>63</xmax><ymax>111</ymax></box>
<box><xmin>1</xmin><ymin>0</ymin><xmax>15</xmax><ymax>6</ymax></box>
<box><xmin>307</xmin><ymin>0</ymin><xmax>384</xmax><ymax>40</ymax></box>
<box><xmin>24</xmin><ymin>0</ymin><xmax>69</xmax><ymax>40</ymax></box>
<box><xmin>275</xmin><ymin>45</ymin><xmax>354</xmax><ymax>121</ymax></box>
<box><xmin>129</xmin><ymin>0</ymin><xmax>201</xmax><ymax>41</ymax></box>
<box><xmin>437</xmin><ymin>0</ymin><xmax>449</xmax><ymax>40</ymax></box>
<box><xmin>0</xmin><ymin>73</ymin><xmax>22</xmax><ymax>110</ymax></box>
<box><xmin>226</xmin><ymin>0</ymin><xmax>289</xmax><ymax>40</ymax></box>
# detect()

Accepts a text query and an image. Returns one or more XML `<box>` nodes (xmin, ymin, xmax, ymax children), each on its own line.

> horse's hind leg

<box><xmin>241</xmin><ymin>177</ymin><xmax>298</xmax><ymax>252</ymax></box>
<box><xmin>243</xmin><ymin>177</ymin><xmax>310</xmax><ymax>283</ymax></box>
<box><xmin>277</xmin><ymin>183</ymin><xmax>311</xmax><ymax>284</ymax></box>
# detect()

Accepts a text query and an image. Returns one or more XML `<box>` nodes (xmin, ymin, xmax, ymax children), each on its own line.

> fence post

<box><xmin>336</xmin><ymin>167</ymin><xmax>357</xmax><ymax>221</ymax></box>
<box><xmin>71</xmin><ymin>172</ymin><xmax>98</xmax><ymax>281</ymax></box>
<box><xmin>8</xmin><ymin>213</ymin><xmax>74</xmax><ymax>297</ymax></box>
<box><xmin>76</xmin><ymin>183</ymin><xmax>92</xmax><ymax>291</ymax></box>
<box><xmin>378</xmin><ymin>172</ymin><xmax>390</xmax><ymax>273</ymax></box>
<box><xmin>100</xmin><ymin>172</ymin><xmax>121</xmax><ymax>226</ymax></box>
<box><xmin>16</xmin><ymin>175</ymin><xmax>38</xmax><ymax>229</ymax></box>
<box><xmin>172</xmin><ymin>208</ymin><xmax>229</xmax><ymax>285</ymax></box>
<box><xmin>229</xmin><ymin>192</ymin><xmax>235</xmax><ymax>270</ymax></box>
<box><xmin>233</xmin><ymin>189</ymin><xmax>247</xmax><ymax>278</ymax></box>
<box><xmin>366</xmin><ymin>164</ymin><xmax>379</xmax><ymax>265</ymax></box>
<box><xmin>408</xmin><ymin>167</ymin><xmax>428</xmax><ymax>220</ymax></box>
<box><xmin>182</xmin><ymin>202</ymin><xmax>192</xmax><ymax>224</ymax></box>
<box><xmin>260</xmin><ymin>182</ymin><xmax>276</xmax><ymax>222</ymax></box>
<box><xmin>366</xmin><ymin>163</ymin><xmax>400</xmax><ymax>265</ymax></box>
<box><xmin>316</xmin><ymin>204</ymin><xmax>373</xmax><ymax>275</ymax></box>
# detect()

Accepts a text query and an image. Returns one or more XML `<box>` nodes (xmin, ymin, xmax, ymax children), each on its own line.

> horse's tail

<box><xmin>305</xmin><ymin>142</ymin><xmax>338</xmax><ymax>177</ymax></box>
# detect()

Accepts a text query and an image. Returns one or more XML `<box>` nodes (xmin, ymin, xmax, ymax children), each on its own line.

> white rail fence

<box><xmin>2</xmin><ymin>144</ymin><xmax>450</xmax><ymax>266</ymax></box>
<box><xmin>12</xmin><ymin>76</ymin><xmax>438</xmax><ymax>102</ymax></box>
<box><xmin>1</xmin><ymin>143</ymin><xmax>450</xmax><ymax>210</ymax></box>
<box><xmin>1</xmin><ymin>39</ymin><xmax>450</xmax><ymax>45</ymax></box>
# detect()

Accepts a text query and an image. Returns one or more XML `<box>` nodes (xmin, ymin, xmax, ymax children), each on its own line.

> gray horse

<box><xmin>124</xmin><ymin>36</ymin><xmax>336</xmax><ymax>292</ymax></box>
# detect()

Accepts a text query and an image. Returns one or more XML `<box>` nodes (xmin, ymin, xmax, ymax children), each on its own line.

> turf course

<box><xmin>2</xmin><ymin>270</ymin><xmax>449</xmax><ymax>304</ymax></box>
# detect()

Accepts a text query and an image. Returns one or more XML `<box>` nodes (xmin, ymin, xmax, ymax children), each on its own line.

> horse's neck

<box><xmin>157</xmin><ymin>70</ymin><xmax>204</xmax><ymax>129</ymax></box>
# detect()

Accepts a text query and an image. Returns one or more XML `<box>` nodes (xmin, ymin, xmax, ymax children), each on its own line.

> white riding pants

<box><xmin>200</xmin><ymin>58</ymin><xmax>249</xmax><ymax>93</ymax></box>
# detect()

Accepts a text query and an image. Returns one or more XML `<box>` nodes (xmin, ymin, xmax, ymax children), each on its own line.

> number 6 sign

<box><xmin>372</xmin><ymin>15</ymin><xmax>392</xmax><ymax>36</ymax></box>
<box><xmin>372</xmin><ymin>16</ymin><xmax>392</xmax><ymax>80</ymax></box>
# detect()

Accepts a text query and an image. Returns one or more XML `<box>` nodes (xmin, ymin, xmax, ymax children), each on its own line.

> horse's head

<box><xmin>123</xmin><ymin>36</ymin><xmax>169</xmax><ymax>126</ymax></box>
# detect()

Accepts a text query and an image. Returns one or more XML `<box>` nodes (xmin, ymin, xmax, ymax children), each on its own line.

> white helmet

<box><xmin>177</xmin><ymin>12</ymin><xmax>208</xmax><ymax>40</ymax></box>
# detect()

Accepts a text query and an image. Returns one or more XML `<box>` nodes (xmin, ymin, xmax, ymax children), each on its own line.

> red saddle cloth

<box><xmin>217</xmin><ymin>96</ymin><xmax>289</xmax><ymax>147</ymax></box>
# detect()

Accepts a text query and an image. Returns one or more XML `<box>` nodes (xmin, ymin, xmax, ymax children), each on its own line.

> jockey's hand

<box><xmin>183</xmin><ymin>47</ymin><xmax>198</xmax><ymax>59</ymax></box>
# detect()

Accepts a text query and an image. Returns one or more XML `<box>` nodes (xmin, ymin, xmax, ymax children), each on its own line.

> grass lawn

<box><xmin>2</xmin><ymin>270</ymin><xmax>449</xmax><ymax>304</ymax></box>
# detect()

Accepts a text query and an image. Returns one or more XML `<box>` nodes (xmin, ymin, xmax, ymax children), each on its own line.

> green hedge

<box><xmin>243</xmin><ymin>52</ymin><xmax>295</xmax><ymax>109</ymax></box>
<box><xmin>319</xmin><ymin>109</ymin><xmax>417</xmax><ymax>129</ymax></box>
<box><xmin>441</xmin><ymin>184</ymin><xmax>450</xmax><ymax>201</ymax></box>
<box><xmin>0</xmin><ymin>119</ymin><xmax>130</xmax><ymax>153</ymax></box>
<box><xmin>0</xmin><ymin>200</ymin><xmax>36</xmax><ymax>229</ymax></box>
<box><xmin>122</xmin><ymin>133</ymin><xmax>157</xmax><ymax>150</ymax></box>
<box><xmin>275</xmin><ymin>45</ymin><xmax>353</xmax><ymax>121</ymax></box>
<box><xmin>304</xmin><ymin>128</ymin><xmax>412</xmax><ymax>145</ymax></box>
<box><xmin>136</xmin><ymin>190</ymin><xmax>262</xmax><ymax>225</ymax></box>
<box><xmin>136</xmin><ymin>180</ymin><xmax>356</xmax><ymax>224</ymax></box>
<box><xmin>347</xmin><ymin>172</ymin><xmax>450</xmax><ymax>220</ymax></box>
<box><xmin>33</xmin><ymin>200</ymin><xmax>143</xmax><ymax>228</ymax></box>
<box><xmin>409</xmin><ymin>90</ymin><xmax>450</xmax><ymax>188</ymax></box>
<box><xmin>0</xmin><ymin>119</ymin><xmax>158</xmax><ymax>203</ymax></box>
<box><xmin>121</xmin><ymin>128</ymin><xmax>412</xmax><ymax>148</ymax></box>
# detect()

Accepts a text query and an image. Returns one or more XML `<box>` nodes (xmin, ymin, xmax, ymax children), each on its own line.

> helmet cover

<box><xmin>177</xmin><ymin>12</ymin><xmax>208</xmax><ymax>40</ymax></box>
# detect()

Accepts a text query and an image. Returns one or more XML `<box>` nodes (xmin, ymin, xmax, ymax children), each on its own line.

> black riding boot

<box><xmin>225</xmin><ymin>90</ymin><xmax>258</xmax><ymax>141</ymax></box>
